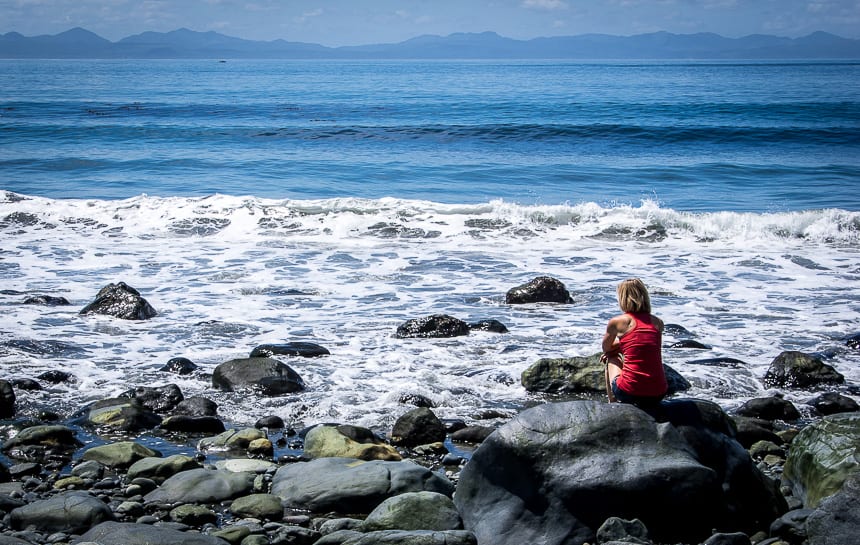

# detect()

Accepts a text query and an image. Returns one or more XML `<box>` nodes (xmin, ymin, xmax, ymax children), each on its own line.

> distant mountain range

<box><xmin>2</xmin><ymin>27</ymin><xmax>859</xmax><ymax>59</ymax></box>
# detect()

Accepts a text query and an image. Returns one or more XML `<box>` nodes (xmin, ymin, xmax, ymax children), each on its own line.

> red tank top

<box><xmin>616</xmin><ymin>312</ymin><xmax>667</xmax><ymax>397</ymax></box>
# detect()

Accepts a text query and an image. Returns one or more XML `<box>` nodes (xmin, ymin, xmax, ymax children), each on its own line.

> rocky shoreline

<box><xmin>1</xmin><ymin>279</ymin><xmax>858</xmax><ymax>545</ymax></box>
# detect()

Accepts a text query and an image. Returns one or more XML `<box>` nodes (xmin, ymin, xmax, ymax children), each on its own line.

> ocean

<box><xmin>1</xmin><ymin>59</ymin><xmax>859</xmax><ymax>437</ymax></box>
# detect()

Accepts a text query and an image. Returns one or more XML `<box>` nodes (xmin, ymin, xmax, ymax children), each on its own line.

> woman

<box><xmin>601</xmin><ymin>278</ymin><xmax>667</xmax><ymax>407</ymax></box>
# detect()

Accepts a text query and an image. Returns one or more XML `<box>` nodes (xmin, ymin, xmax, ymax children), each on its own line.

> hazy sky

<box><xmin>2</xmin><ymin>0</ymin><xmax>859</xmax><ymax>46</ymax></box>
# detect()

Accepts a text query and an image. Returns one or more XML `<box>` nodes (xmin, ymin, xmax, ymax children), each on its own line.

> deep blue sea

<box><xmin>1</xmin><ymin>59</ymin><xmax>859</xmax><ymax>434</ymax></box>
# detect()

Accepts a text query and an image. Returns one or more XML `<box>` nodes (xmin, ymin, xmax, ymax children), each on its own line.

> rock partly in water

<box><xmin>120</xmin><ymin>383</ymin><xmax>184</xmax><ymax>413</ymax></box>
<box><xmin>160</xmin><ymin>356</ymin><xmax>199</xmax><ymax>375</ymax></box>
<box><xmin>197</xmin><ymin>428</ymin><xmax>266</xmax><ymax>454</ymax></box>
<box><xmin>304</xmin><ymin>424</ymin><xmax>401</xmax><ymax>461</ymax></box>
<box><xmin>271</xmin><ymin>457</ymin><xmax>455</xmax><ymax>514</ymax></box>
<box><xmin>126</xmin><ymin>454</ymin><xmax>202</xmax><ymax>484</ymax></box>
<box><xmin>467</xmin><ymin>319</ymin><xmax>509</xmax><ymax>333</ymax></box>
<box><xmin>76</xmin><ymin>397</ymin><xmax>163</xmax><ymax>431</ymax></box>
<box><xmin>395</xmin><ymin>314</ymin><xmax>470</xmax><ymax>339</ymax></box>
<box><xmin>2</xmin><ymin>424</ymin><xmax>82</xmax><ymax>458</ymax></box>
<box><xmin>762</xmin><ymin>351</ymin><xmax>844</xmax><ymax>389</ymax></box>
<box><xmin>250</xmin><ymin>341</ymin><xmax>331</xmax><ymax>358</ymax></box>
<box><xmin>212</xmin><ymin>357</ymin><xmax>305</xmax><ymax>395</ymax></box>
<box><xmin>806</xmin><ymin>391</ymin><xmax>860</xmax><ymax>416</ymax></box>
<box><xmin>391</xmin><ymin>407</ymin><xmax>447</xmax><ymax>448</ymax></box>
<box><xmin>450</xmin><ymin>426</ymin><xmax>494</xmax><ymax>444</ymax></box>
<box><xmin>160</xmin><ymin>414</ymin><xmax>226</xmax><ymax>434</ymax></box>
<box><xmin>734</xmin><ymin>396</ymin><xmax>801</xmax><ymax>421</ymax></box>
<box><xmin>505</xmin><ymin>276</ymin><xmax>573</xmax><ymax>304</ymax></box>
<box><xmin>78</xmin><ymin>281</ymin><xmax>157</xmax><ymax>320</ymax></box>
<box><xmin>81</xmin><ymin>441</ymin><xmax>161</xmax><ymax>469</ymax></box>
<box><xmin>454</xmin><ymin>400</ymin><xmax>786</xmax><ymax>545</ymax></box>
<box><xmin>782</xmin><ymin>412</ymin><xmax>860</xmax><ymax>508</ymax></box>
<box><xmin>173</xmin><ymin>396</ymin><xmax>219</xmax><ymax>417</ymax></box>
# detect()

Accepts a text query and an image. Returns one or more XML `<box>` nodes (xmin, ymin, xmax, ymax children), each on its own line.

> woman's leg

<box><xmin>604</xmin><ymin>355</ymin><xmax>623</xmax><ymax>403</ymax></box>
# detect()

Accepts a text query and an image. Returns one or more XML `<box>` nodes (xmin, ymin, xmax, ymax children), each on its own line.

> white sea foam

<box><xmin>1</xmin><ymin>191</ymin><xmax>858</xmax><ymax>432</ymax></box>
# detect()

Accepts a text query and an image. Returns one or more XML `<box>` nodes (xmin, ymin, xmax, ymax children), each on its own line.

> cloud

<box><xmin>522</xmin><ymin>0</ymin><xmax>568</xmax><ymax>10</ymax></box>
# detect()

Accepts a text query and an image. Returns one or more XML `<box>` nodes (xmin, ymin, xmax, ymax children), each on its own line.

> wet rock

<box><xmin>22</xmin><ymin>294</ymin><xmax>70</xmax><ymax>305</ymax></box>
<box><xmin>454</xmin><ymin>400</ymin><xmax>786</xmax><ymax>545</ymax></box>
<box><xmin>505</xmin><ymin>276</ymin><xmax>572</xmax><ymax>304</ymax></box>
<box><xmin>398</xmin><ymin>393</ymin><xmax>436</xmax><ymax>408</ymax></box>
<box><xmin>169</xmin><ymin>503</ymin><xmax>218</xmax><ymax>526</ymax></box>
<box><xmin>596</xmin><ymin>517</ymin><xmax>651</xmax><ymax>545</ymax></box>
<box><xmin>451</xmin><ymin>426</ymin><xmax>494</xmax><ymax>444</ymax></box>
<box><xmin>314</xmin><ymin>529</ymin><xmax>476</xmax><ymax>545</ymax></box>
<box><xmin>79</xmin><ymin>281</ymin><xmax>157</xmax><ymax>320</ymax></box>
<box><xmin>762</xmin><ymin>351</ymin><xmax>844</xmax><ymax>389</ymax></box>
<box><xmin>395</xmin><ymin>314</ymin><xmax>470</xmax><ymax>339</ymax></box>
<box><xmin>126</xmin><ymin>454</ymin><xmax>202</xmax><ymax>484</ymax></box>
<box><xmin>121</xmin><ymin>383</ymin><xmax>184</xmax><ymax>413</ymax></box>
<box><xmin>668</xmin><ymin>339</ymin><xmax>711</xmax><ymax>349</ymax></box>
<box><xmin>250</xmin><ymin>342</ymin><xmax>330</xmax><ymax>358</ymax></box>
<box><xmin>173</xmin><ymin>396</ymin><xmax>219</xmax><ymax>417</ymax></box>
<box><xmin>467</xmin><ymin>319</ymin><xmax>509</xmax><ymax>333</ymax></box>
<box><xmin>37</xmin><ymin>370</ymin><xmax>74</xmax><ymax>384</ymax></box>
<box><xmin>255</xmin><ymin>415</ymin><xmax>285</xmax><ymax>429</ymax></box>
<box><xmin>9</xmin><ymin>378</ymin><xmax>41</xmax><ymax>391</ymax></box>
<box><xmin>782</xmin><ymin>412</ymin><xmax>860</xmax><ymax>508</ymax></box>
<box><xmin>391</xmin><ymin>407</ymin><xmax>446</xmax><ymax>448</ymax></box>
<box><xmin>361</xmin><ymin>491</ymin><xmax>462</xmax><ymax>532</ymax></box>
<box><xmin>161</xmin><ymin>415</ymin><xmax>226</xmax><ymax>434</ymax></box>
<box><xmin>77</xmin><ymin>397</ymin><xmax>162</xmax><ymax>431</ymax></box>
<box><xmin>160</xmin><ymin>356</ymin><xmax>198</xmax><ymax>375</ymax></box>
<box><xmin>304</xmin><ymin>424</ymin><xmax>401</xmax><ymax>461</ymax></box>
<box><xmin>845</xmin><ymin>332</ymin><xmax>860</xmax><ymax>349</ymax></box>
<box><xmin>734</xmin><ymin>396</ymin><xmax>800</xmax><ymax>421</ymax></box>
<box><xmin>2</xmin><ymin>424</ymin><xmax>81</xmax><ymax>452</ymax></box>
<box><xmin>197</xmin><ymin>428</ymin><xmax>266</xmax><ymax>454</ymax></box>
<box><xmin>805</xmin><ymin>391</ymin><xmax>859</xmax><ymax>415</ymax></box>
<box><xmin>212</xmin><ymin>357</ymin><xmax>305</xmax><ymax>395</ymax></box>
<box><xmin>228</xmin><ymin>493</ymin><xmax>285</xmax><ymax>521</ymax></box>
<box><xmin>731</xmin><ymin>417</ymin><xmax>783</xmax><ymax>449</ymax></box>
<box><xmin>77</xmin><ymin>521</ymin><xmax>230</xmax><ymax>544</ymax></box>
<box><xmin>81</xmin><ymin>441</ymin><xmax>161</xmax><ymax>469</ymax></box>
<box><xmin>271</xmin><ymin>457</ymin><xmax>455</xmax><ymax>514</ymax></box>
<box><xmin>0</xmin><ymin>380</ymin><xmax>14</xmax><ymax>418</ymax></box>
<box><xmin>9</xmin><ymin>490</ymin><xmax>114</xmax><ymax>533</ymax></box>
<box><xmin>143</xmin><ymin>468</ymin><xmax>255</xmax><ymax>504</ymax></box>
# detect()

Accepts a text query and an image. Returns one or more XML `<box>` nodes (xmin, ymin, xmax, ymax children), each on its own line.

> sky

<box><xmin>1</xmin><ymin>0</ymin><xmax>859</xmax><ymax>46</ymax></box>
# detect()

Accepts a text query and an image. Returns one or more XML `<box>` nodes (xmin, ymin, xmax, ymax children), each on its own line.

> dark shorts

<box><xmin>612</xmin><ymin>377</ymin><xmax>665</xmax><ymax>409</ymax></box>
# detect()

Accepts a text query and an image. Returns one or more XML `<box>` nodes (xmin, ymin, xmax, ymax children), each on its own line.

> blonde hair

<box><xmin>617</xmin><ymin>278</ymin><xmax>651</xmax><ymax>313</ymax></box>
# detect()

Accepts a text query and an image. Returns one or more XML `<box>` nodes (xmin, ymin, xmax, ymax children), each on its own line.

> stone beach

<box><xmin>1</xmin><ymin>280</ymin><xmax>858</xmax><ymax>545</ymax></box>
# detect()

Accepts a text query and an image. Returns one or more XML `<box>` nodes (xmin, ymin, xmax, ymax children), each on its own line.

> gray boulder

<box><xmin>362</xmin><ymin>491</ymin><xmax>462</xmax><ymax>532</ymax></box>
<box><xmin>10</xmin><ymin>490</ymin><xmax>114</xmax><ymax>533</ymax></box>
<box><xmin>454</xmin><ymin>400</ymin><xmax>786</xmax><ymax>545</ymax></box>
<box><xmin>396</xmin><ymin>314</ymin><xmax>470</xmax><ymax>339</ymax></box>
<box><xmin>78</xmin><ymin>282</ymin><xmax>157</xmax><ymax>320</ymax></box>
<box><xmin>250</xmin><ymin>342</ymin><xmax>330</xmax><ymax>358</ymax></box>
<box><xmin>314</xmin><ymin>529</ymin><xmax>476</xmax><ymax>545</ymax></box>
<box><xmin>782</xmin><ymin>412</ymin><xmax>860</xmax><ymax>508</ymax></box>
<box><xmin>505</xmin><ymin>276</ymin><xmax>572</xmax><ymax>304</ymax></box>
<box><xmin>805</xmin><ymin>473</ymin><xmax>860</xmax><ymax>545</ymax></box>
<box><xmin>212</xmin><ymin>357</ymin><xmax>305</xmax><ymax>395</ymax></box>
<box><xmin>126</xmin><ymin>454</ymin><xmax>201</xmax><ymax>483</ymax></box>
<box><xmin>75</xmin><ymin>521</ymin><xmax>229</xmax><ymax>544</ymax></box>
<box><xmin>144</xmin><ymin>468</ymin><xmax>255</xmax><ymax>504</ymax></box>
<box><xmin>762</xmin><ymin>351</ymin><xmax>844</xmax><ymax>389</ymax></box>
<box><xmin>271</xmin><ymin>457</ymin><xmax>455</xmax><ymax>514</ymax></box>
<box><xmin>734</xmin><ymin>396</ymin><xmax>800</xmax><ymax>421</ymax></box>
<box><xmin>391</xmin><ymin>407</ymin><xmax>446</xmax><ymax>447</ymax></box>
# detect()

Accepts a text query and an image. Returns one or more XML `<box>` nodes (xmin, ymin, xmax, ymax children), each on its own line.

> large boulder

<box><xmin>782</xmin><ymin>412</ymin><xmax>860</xmax><ymax>508</ymax></box>
<box><xmin>454</xmin><ymin>400</ymin><xmax>786</xmax><ymax>545</ymax></box>
<box><xmin>77</xmin><ymin>521</ymin><xmax>229</xmax><ymax>545</ymax></box>
<box><xmin>304</xmin><ymin>424</ymin><xmax>401</xmax><ymax>461</ymax></box>
<box><xmin>762</xmin><ymin>351</ymin><xmax>844</xmax><ymax>389</ymax></box>
<box><xmin>521</xmin><ymin>354</ymin><xmax>690</xmax><ymax>395</ymax></box>
<box><xmin>212</xmin><ymin>357</ymin><xmax>305</xmax><ymax>395</ymax></box>
<box><xmin>143</xmin><ymin>468</ymin><xmax>255</xmax><ymax>504</ymax></box>
<box><xmin>806</xmin><ymin>392</ymin><xmax>859</xmax><ymax>416</ymax></box>
<box><xmin>396</xmin><ymin>315</ymin><xmax>470</xmax><ymax>339</ymax></box>
<box><xmin>805</xmin><ymin>473</ymin><xmax>860</xmax><ymax>545</ymax></box>
<box><xmin>505</xmin><ymin>276</ymin><xmax>572</xmax><ymax>304</ymax></box>
<box><xmin>271</xmin><ymin>457</ymin><xmax>455</xmax><ymax>514</ymax></box>
<box><xmin>9</xmin><ymin>490</ymin><xmax>114</xmax><ymax>533</ymax></box>
<box><xmin>79</xmin><ymin>281</ymin><xmax>157</xmax><ymax>320</ymax></box>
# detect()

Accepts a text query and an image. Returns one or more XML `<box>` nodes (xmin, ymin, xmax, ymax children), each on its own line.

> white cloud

<box><xmin>522</xmin><ymin>0</ymin><xmax>568</xmax><ymax>11</ymax></box>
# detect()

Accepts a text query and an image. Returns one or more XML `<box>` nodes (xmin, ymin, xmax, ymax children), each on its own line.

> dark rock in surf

<box><xmin>668</xmin><ymin>339</ymin><xmax>711</xmax><ymax>349</ymax></box>
<box><xmin>845</xmin><ymin>332</ymin><xmax>860</xmax><ymax>349</ymax></box>
<box><xmin>79</xmin><ymin>281</ymin><xmax>157</xmax><ymax>320</ymax></box>
<box><xmin>454</xmin><ymin>400</ymin><xmax>786</xmax><ymax>545</ymax></box>
<box><xmin>120</xmin><ymin>383</ymin><xmax>184</xmax><ymax>413</ymax></box>
<box><xmin>2</xmin><ymin>425</ymin><xmax>82</xmax><ymax>454</ymax></box>
<box><xmin>762</xmin><ymin>351</ymin><xmax>844</xmax><ymax>389</ymax></box>
<box><xmin>160</xmin><ymin>356</ymin><xmax>198</xmax><ymax>375</ymax></box>
<box><xmin>37</xmin><ymin>370</ymin><xmax>75</xmax><ymax>383</ymax></box>
<box><xmin>0</xmin><ymin>380</ymin><xmax>15</xmax><ymax>418</ymax></box>
<box><xmin>505</xmin><ymin>276</ymin><xmax>572</xmax><ymax>304</ymax></box>
<box><xmin>451</xmin><ymin>426</ymin><xmax>495</xmax><ymax>444</ymax></box>
<box><xmin>76</xmin><ymin>397</ymin><xmax>163</xmax><ymax>431</ymax></box>
<box><xmin>212</xmin><ymin>357</ymin><xmax>305</xmax><ymax>396</ymax></box>
<box><xmin>161</xmin><ymin>415</ymin><xmax>226</xmax><ymax>434</ymax></box>
<box><xmin>399</xmin><ymin>393</ymin><xmax>436</xmax><ymax>408</ymax></box>
<box><xmin>255</xmin><ymin>415</ymin><xmax>285</xmax><ymax>429</ymax></box>
<box><xmin>468</xmin><ymin>319</ymin><xmax>509</xmax><ymax>333</ymax></box>
<box><xmin>734</xmin><ymin>396</ymin><xmax>801</xmax><ymax>421</ymax></box>
<box><xmin>173</xmin><ymin>396</ymin><xmax>219</xmax><ymax>417</ymax></box>
<box><xmin>80</xmin><ymin>441</ymin><xmax>160</xmax><ymax>469</ymax></box>
<box><xmin>396</xmin><ymin>314</ymin><xmax>470</xmax><ymax>339</ymax></box>
<box><xmin>22</xmin><ymin>295</ymin><xmax>70</xmax><ymax>306</ymax></box>
<box><xmin>391</xmin><ymin>407</ymin><xmax>446</xmax><ymax>447</ymax></box>
<box><xmin>806</xmin><ymin>391</ymin><xmax>860</xmax><ymax>415</ymax></box>
<box><xmin>250</xmin><ymin>342</ymin><xmax>330</xmax><ymax>358</ymax></box>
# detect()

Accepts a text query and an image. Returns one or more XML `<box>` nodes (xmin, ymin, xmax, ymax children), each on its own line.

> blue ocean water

<box><xmin>2</xmin><ymin>59</ymin><xmax>859</xmax><ymax>210</ymax></box>
<box><xmin>1</xmin><ymin>59</ymin><xmax>859</xmax><ymax>433</ymax></box>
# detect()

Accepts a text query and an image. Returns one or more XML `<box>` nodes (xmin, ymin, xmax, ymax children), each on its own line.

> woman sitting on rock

<box><xmin>601</xmin><ymin>278</ymin><xmax>667</xmax><ymax>408</ymax></box>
